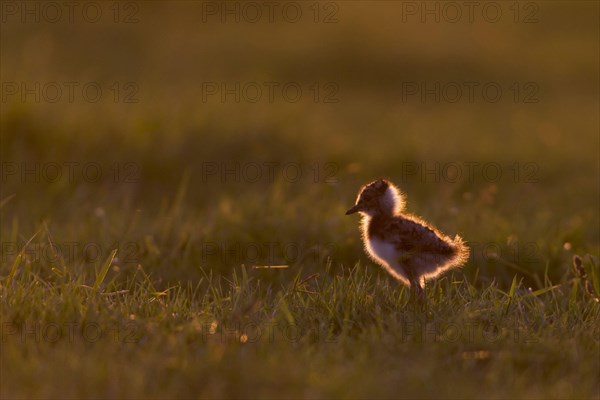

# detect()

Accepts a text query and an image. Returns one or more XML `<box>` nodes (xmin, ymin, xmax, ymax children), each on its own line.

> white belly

<box><xmin>365</xmin><ymin>237</ymin><xmax>409</xmax><ymax>284</ymax></box>
<box><xmin>367</xmin><ymin>237</ymin><xmax>397</xmax><ymax>265</ymax></box>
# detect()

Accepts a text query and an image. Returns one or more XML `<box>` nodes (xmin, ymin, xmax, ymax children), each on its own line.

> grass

<box><xmin>1</xmin><ymin>2</ymin><xmax>599</xmax><ymax>399</ymax></box>
<box><xmin>1</xmin><ymin>247</ymin><xmax>599</xmax><ymax>399</ymax></box>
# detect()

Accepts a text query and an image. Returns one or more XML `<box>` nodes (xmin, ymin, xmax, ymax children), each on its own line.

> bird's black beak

<box><xmin>345</xmin><ymin>205</ymin><xmax>361</xmax><ymax>215</ymax></box>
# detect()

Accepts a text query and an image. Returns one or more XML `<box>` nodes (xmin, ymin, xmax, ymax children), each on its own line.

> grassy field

<box><xmin>1</xmin><ymin>1</ymin><xmax>599</xmax><ymax>399</ymax></box>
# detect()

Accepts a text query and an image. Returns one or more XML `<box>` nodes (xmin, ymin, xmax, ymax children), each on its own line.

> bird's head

<box><xmin>345</xmin><ymin>179</ymin><xmax>405</xmax><ymax>217</ymax></box>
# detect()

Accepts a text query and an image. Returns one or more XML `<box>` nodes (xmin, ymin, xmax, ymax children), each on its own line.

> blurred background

<box><xmin>1</xmin><ymin>1</ymin><xmax>598</xmax><ymax>287</ymax></box>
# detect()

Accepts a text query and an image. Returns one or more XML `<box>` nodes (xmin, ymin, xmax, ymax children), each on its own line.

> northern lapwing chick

<box><xmin>346</xmin><ymin>179</ymin><xmax>469</xmax><ymax>300</ymax></box>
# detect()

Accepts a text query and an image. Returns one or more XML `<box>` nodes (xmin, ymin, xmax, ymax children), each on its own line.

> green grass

<box><xmin>1</xmin><ymin>2</ymin><xmax>599</xmax><ymax>399</ymax></box>
<box><xmin>2</xmin><ymin>249</ymin><xmax>599</xmax><ymax>399</ymax></box>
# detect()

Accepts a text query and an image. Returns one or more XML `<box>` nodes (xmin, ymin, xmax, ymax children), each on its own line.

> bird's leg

<box><xmin>414</xmin><ymin>281</ymin><xmax>425</xmax><ymax>302</ymax></box>
<box><xmin>406</xmin><ymin>269</ymin><xmax>426</xmax><ymax>306</ymax></box>
<box><xmin>410</xmin><ymin>281</ymin><xmax>426</xmax><ymax>312</ymax></box>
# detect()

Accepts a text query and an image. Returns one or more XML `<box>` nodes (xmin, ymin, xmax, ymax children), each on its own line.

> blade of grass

<box><xmin>93</xmin><ymin>249</ymin><xmax>117</xmax><ymax>291</ymax></box>
<box><xmin>524</xmin><ymin>284</ymin><xmax>561</xmax><ymax>298</ymax></box>
<box><xmin>6</xmin><ymin>229</ymin><xmax>42</xmax><ymax>286</ymax></box>
<box><xmin>504</xmin><ymin>275</ymin><xmax>518</xmax><ymax>316</ymax></box>
<box><xmin>6</xmin><ymin>254</ymin><xmax>22</xmax><ymax>287</ymax></box>
<box><xmin>277</xmin><ymin>295</ymin><xmax>295</xmax><ymax>324</ymax></box>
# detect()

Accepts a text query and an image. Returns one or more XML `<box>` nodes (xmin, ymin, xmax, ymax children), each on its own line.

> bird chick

<box><xmin>346</xmin><ymin>179</ymin><xmax>469</xmax><ymax>299</ymax></box>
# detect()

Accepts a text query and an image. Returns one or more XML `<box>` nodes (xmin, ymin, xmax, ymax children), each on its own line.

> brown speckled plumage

<box><xmin>346</xmin><ymin>179</ymin><xmax>469</xmax><ymax>298</ymax></box>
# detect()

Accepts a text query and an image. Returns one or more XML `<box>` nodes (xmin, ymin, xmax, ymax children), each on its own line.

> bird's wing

<box><xmin>382</xmin><ymin>217</ymin><xmax>456</xmax><ymax>256</ymax></box>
